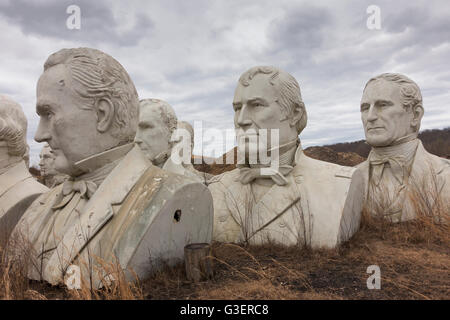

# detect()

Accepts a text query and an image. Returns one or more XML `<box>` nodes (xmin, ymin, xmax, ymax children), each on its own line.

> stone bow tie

<box><xmin>236</xmin><ymin>165</ymin><xmax>294</xmax><ymax>186</ymax></box>
<box><xmin>53</xmin><ymin>179</ymin><xmax>98</xmax><ymax>210</ymax></box>
<box><xmin>369</xmin><ymin>154</ymin><xmax>406</xmax><ymax>186</ymax></box>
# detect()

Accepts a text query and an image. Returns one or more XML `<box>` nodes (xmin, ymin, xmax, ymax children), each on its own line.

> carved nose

<box><xmin>34</xmin><ymin>120</ymin><xmax>51</xmax><ymax>143</ymax></box>
<box><xmin>367</xmin><ymin>105</ymin><xmax>378</xmax><ymax>122</ymax></box>
<box><xmin>237</xmin><ymin>105</ymin><xmax>252</xmax><ymax>127</ymax></box>
<box><xmin>134</xmin><ymin>134</ymin><xmax>142</xmax><ymax>144</ymax></box>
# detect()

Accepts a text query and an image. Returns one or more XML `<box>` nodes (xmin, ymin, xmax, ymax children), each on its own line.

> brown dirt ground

<box><xmin>14</xmin><ymin>214</ymin><xmax>448</xmax><ymax>300</ymax></box>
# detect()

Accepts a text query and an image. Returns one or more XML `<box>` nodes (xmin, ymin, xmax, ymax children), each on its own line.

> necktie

<box><xmin>235</xmin><ymin>165</ymin><xmax>294</xmax><ymax>186</ymax></box>
<box><xmin>52</xmin><ymin>179</ymin><xmax>98</xmax><ymax>210</ymax></box>
<box><xmin>369</xmin><ymin>154</ymin><xmax>406</xmax><ymax>186</ymax></box>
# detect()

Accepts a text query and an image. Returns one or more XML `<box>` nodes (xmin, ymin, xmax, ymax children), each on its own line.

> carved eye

<box><xmin>140</xmin><ymin>123</ymin><xmax>153</xmax><ymax>129</ymax></box>
<box><xmin>253</xmin><ymin>101</ymin><xmax>265</xmax><ymax>108</ymax></box>
<box><xmin>44</xmin><ymin>111</ymin><xmax>53</xmax><ymax>119</ymax></box>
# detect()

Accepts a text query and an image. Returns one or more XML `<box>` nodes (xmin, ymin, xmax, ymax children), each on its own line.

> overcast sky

<box><xmin>0</xmin><ymin>0</ymin><xmax>449</xmax><ymax>166</ymax></box>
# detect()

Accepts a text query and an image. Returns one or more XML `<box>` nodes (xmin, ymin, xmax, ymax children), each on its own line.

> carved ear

<box><xmin>411</xmin><ymin>104</ymin><xmax>424</xmax><ymax>129</ymax></box>
<box><xmin>289</xmin><ymin>102</ymin><xmax>304</xmax><ymax>128</ymax></box>
<box><xmin>96</xmin><ymin>98</ymin><xmax>115</xmax><ymax>133</ymax></box>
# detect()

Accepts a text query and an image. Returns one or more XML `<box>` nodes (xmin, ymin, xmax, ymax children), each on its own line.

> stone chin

<box><xmin>52</xmin><ymin>151</ymin><xmax>80</xmax><ymax>177</ymax></box>
<box><xmin>364</xmin><ymin>129</ymin><xmax>394</xmax><ymax>147</ymax></box>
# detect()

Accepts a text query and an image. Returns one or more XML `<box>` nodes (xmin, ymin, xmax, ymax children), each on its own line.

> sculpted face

<box><xmin>39</xmin><ymin>146</ymin><xmax>57</xmax><ymax>177</ymax></box>
<box><xmin>34</xmin><ymin>65</ymin><xmax>100</xmax><ymax>176</ymax></box>
<box><xmin>233</xmin><ymin>73</ymin><xmax>297</xmax><ymax>158</ymax></box>
<box><xmin>361</xmin><ymin>79</ymin><xmax>416</xmax><ymax>147</ymax></box>
<box><xmin>135</xmin><ymin>106</ymin><xmax>171</xmax><ymax>162</ymax></box>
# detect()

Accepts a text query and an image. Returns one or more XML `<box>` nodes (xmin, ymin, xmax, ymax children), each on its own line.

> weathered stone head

<box><xmin>39</xmin><ymin>143</ymin><xmax>57</xmax><ymax>177</ymax></box>
<box><xmin>135</xmin><ymin>98</ymin><xmax>178</xmax><ymax>166</ymax></box>
<box><xmin>0</xmin><ymin>94</ymin><xmax>29</xmax><ymax>170</ymax></box>
<box><xmin>233</xmin><ymin>66</ymin><xmax>307</xmax><ymax>159</ymax></box>
<box><xmin>360</xmin><ymin>73</ymin><xmax>424</xmax><ymax>147</ymax></box>
<box><xmin>34</xmin><ymin>47</ymin><xmax>139</xmax><ymax>177</ymax></box>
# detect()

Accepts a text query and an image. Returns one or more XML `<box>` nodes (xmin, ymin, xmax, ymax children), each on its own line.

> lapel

<box><xmin>407</xmin><ymin>141</ymin><xmax>447</xmax><ymax>201</ymax></box>
<box><xmin>251</xmin><ymin>175</ymin><xmax>301</xmax><ymax>227</ymax></box>
<box><xmin>356</xmin><ymin>159</ymin><xmax>370</xmax><ymax>199</ymax></box>
<box><xmin>43</xmin><ymin>145</ymin><xmax>150</xmax><ymax>284</ymax></box>
<box><xmin>409</xmin><ymin>141</ymin><xmax>437</xmax><ymax>183</ymax></box>
<box><xmin>225</xmin><ymin>146</ymin><xmax>308</xmax><ymax>243</ymax></box>
<box><xmin>223</xmin><ymin>174</ymin><xmax>251</xmax><ymax>227</ymax></box>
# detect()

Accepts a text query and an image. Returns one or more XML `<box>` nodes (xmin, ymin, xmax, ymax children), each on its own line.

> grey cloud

<box><xmin>267</xmin><ymin>5</ymin><xmax>334</xmax><ymax>63</ymax></box>
<box><xmin>0</xmin><ymin>0</ymin><xmax>153</xmax><ymax>46</ymax></box>
<box><xmin>0</xmin><ymin>0</ymin><xmax>448</xmax><ymax>164</ymax></box>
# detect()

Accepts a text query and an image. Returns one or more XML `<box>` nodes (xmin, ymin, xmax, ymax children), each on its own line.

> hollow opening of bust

<box><xmin>173</xmin><ymin>209</ymin><xmax>182</xmax><ymax>222</ymax></box>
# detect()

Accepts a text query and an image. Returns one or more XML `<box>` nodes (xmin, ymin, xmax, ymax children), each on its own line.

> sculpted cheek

<box><xmin>53</xmin><ymin>116</ymin><xmax>65</xmax><ymax>129</ymax></box>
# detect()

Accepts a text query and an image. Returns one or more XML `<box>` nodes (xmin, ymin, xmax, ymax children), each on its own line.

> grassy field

<box><xmin>10</xmin><ymin>132</ymin><xmax>449</xmax><ymax>300</ymax></box>
<box><xmin>1</xmin><ymin>208</ymin><xmax>448</xmax><ymax>300</ymax></box>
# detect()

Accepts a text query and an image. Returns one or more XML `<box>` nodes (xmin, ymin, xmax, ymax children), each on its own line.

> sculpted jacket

<box><xmin>208</xmin><ymin>145</ymin><xmax>365</xmax><ymax>248</ymax></box>
<box><xmin>0</xmin><ymin>160</ymin><xmax>48</xmax><ymax>244</ymax></box>
<box><xmin>11</xmin><ymin>145</ymin><xmax>213</xmax><ymax>288</ymax></box>
<box><xmin>358</xmin><ymin>140</ymin><xmax>450</xmax><ymax>222</ymax></box>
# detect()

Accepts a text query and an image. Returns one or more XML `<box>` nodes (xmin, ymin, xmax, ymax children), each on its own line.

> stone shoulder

<box><xmin>425</xmin><ymin>150</ymin><xmax>450</xmax><ymax>175</ymax></box>
<box><xmin>207</xmin><ymin>168</ymin><xmax>240</xmax><ymax>187</ymax></box>
<box><xmin>299</xmin><ymin>154</ymin><xmax>358</xmax><ymax>180</ymax></box>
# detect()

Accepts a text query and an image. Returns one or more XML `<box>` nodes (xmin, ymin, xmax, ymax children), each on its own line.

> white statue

<box><xmin>0</xmin><ymin>95</ymin><xmax>48</xmax><ymax>245</ymax></box>
<box><xmin>208</xmin><ymin>66</ymin><xmax>364</xmax><ymax>248</ymax></box>
<box><xmin>358</xmin><ymin>73</ymin><xmax>450</xmax><ymax>222</ymax></box>
<box><xmin>11</xmin><ymin>48</ymin><xmax>213</xmax><ymax>289</ymax></box>
<box><xmin>163</xmin><ymin>120</ymin><xmax>212</xmax><ymax>184</ymax></box>
<box><xmin>135</xmin><ymin>98</ymin><xmax>177</xmax><ymax>167</ymax></box>
<box><xmin>135</xmin><ymin>100</ymin><xmax>210</xmax><ymax>184</ymax></box>
<box><xmin>39</xmin><ymin>143</ymin><xmax>68</xmax><ymax>187</ymax></box>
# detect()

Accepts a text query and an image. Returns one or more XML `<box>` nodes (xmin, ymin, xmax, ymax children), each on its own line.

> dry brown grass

<box><xmin>1</xmin><ymin>184</ymin><xmax>448</xmax><ymax>300</ymax></box>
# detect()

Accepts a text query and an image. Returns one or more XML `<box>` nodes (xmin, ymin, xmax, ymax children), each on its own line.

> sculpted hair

<box><xmin>0</xmin><ymin>95</ymin><xmax>29</xmax><ymax>160</ymax></box>
<box><xmin>43</xmin><ymin>47</ymin><xmax>139</xmax><ymax>142</ymax></box>
<box><xmin>365</xmin><ymin>73</ymin><xmax>423</xmax><ymax>132</ymax></box>
<box><xmin>238</xmin><ymin>66</ymin><xmax>307</xmax><ymax>134</ymax></box>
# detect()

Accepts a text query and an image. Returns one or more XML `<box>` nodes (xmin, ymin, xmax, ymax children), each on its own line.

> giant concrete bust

<box><xmin>0</xmin><ymin>95</ymin><xmax>48</xmax><ymax>245</ymax></box>
<box><xmin>135</xmin><ymin>98</ymin><xmax>178</xmax><ymax>167</ymax></box>
<box><xmin>358</xmin><ymin>73</ymin><xmax>450</xmax><ymax>222</ymax></box>
<box><xmin>164</xmin><ymin>120</ymin><xmax>212</xmax><ymax>184</ymax></box>
<box><xmin>208</xmin><ymin>66</ymin><xmax>364</xmax><ymax>248</ymax></box>
<box><xmin>39</xmin><ymin>143</ymin><xmax>68</xmax><ymax>187</ymax></box>
<box><xmin>12</xmin><ymin>48</ymin><xmax>213</xmax><ymax>289</ymax></box>
<box><xmin>135</xmin><ymin>100</ymin><xmax>211</xmax><ymax>184</ymax></box>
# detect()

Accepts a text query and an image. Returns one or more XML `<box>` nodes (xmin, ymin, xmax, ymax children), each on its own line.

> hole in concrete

<box><xmin>174</xmin><ymin>209</ymin><xmax>182</xmax><ymax>222</ymax></box>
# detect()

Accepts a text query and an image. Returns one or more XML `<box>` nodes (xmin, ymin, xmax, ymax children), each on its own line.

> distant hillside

<box><xmin>30</xmin><ymin>128</ymin><xmax>448</xmax><ymax>179</ymax></box>
<box><xmin>325</xmin><ymin>127</ymin><xmax>449</xmax><ymax>159</ymax></box>
<box><xmin>193</xmin><ymin>127</ymin><xmax>449</xmax><ymax>175</ymax></box>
